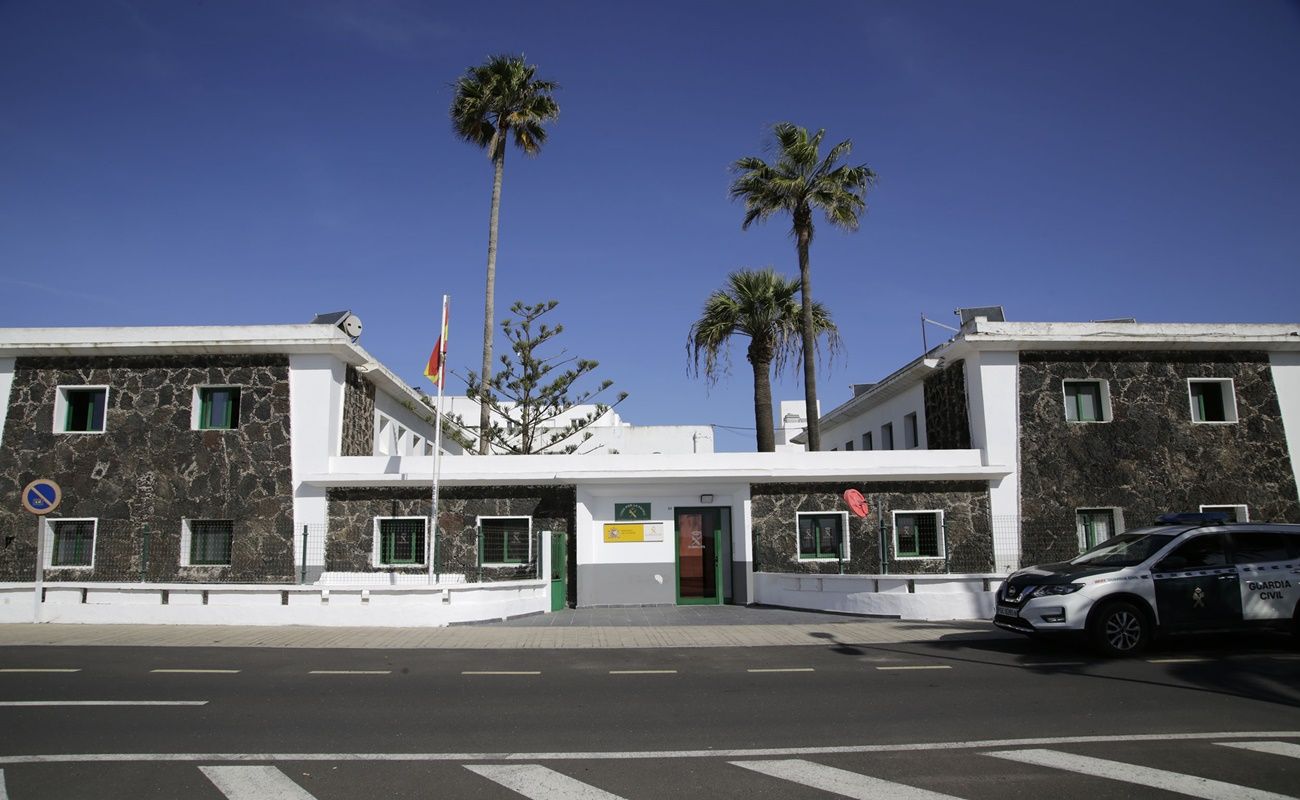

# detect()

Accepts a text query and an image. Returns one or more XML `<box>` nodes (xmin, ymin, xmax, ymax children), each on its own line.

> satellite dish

<box><xmin>311</xmin><ymin>310</ymin><xmax>363</xmax><ymax>339</ymax></box>
<box><xmin>843</xmin><ymin>489</ymin><xmax>870</xmax><ymax>518</ymax></box>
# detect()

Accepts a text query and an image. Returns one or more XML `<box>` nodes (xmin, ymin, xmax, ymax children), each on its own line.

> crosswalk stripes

<box><xmin>984</xmin><ymin>748</ymin><xmax>1296</xmax><ymax>800</ymax></box>
<box><xmin>0</xmin><ymin>768</ymin><xmax>9</xmax><ymax>800</ymax></box>
<box><xmin>464</xmin><ymin>764</ymin><xmax>628</xmax><ymax>799</ymax></box>
<box><xmin>730</xmin><ymin>759</ymin><xmax>963</xmax><ymax>799</ymax></box>
<box><xmin>1219</xmin><ymin>741</ymin><xmax>1300</xmax><ymax>759</ymax></box>
<box><xmin>199</xmin><ymin>766</ymin><xmax>319</xmax><ymax>800</ymax></box>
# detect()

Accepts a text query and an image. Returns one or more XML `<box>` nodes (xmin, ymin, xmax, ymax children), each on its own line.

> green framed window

<box><xmin>1076</xmin><ymin>508</ymin><xmax>1117</xmax><ymax>551</ymax></box>
<box><xmin>797</xmin><ymin>512</ymin><xmax>845</xmax><ymax>560</ymax></box>
<box><xmin>59</xmin><ymin>387</ymin><xmax>107</xmax><ymax>432</ymax></box>
<box><xmin>198</xmin><ymin>387</ymin><xmax>241</xmax><ymax>430</ymax></box>
<box><xmin>49</xmin><ymin>520</ymin><xmax>95</xmax><ymax>567</ymax></box>
<box><xmin>1189</xmin><ymin>379</ymin><xmax>1235</xmax><ymax>423</ymax></box>
<box><xmin>481</xmin><ymin>517</ymin><xmax>531</xmax><ymax>564</ymax></box>
<box><xmin>894</xmin><ymin>511</ymin><xmax>943</xmax><ymax>558</ymax></box>
<box><xmin>377</xmin><ymin>518</ymin><xmax>426</xmax><ymax>565</ymax></box>
<box><xmin>1063</xmin><ymin>381</ymin><xmax>1105</xmax><ymax>422</ymax></box>
<box><xmin>188</xmin><ymin>520</ymin><xmax>233</xmax><ymax>566</ymax></box>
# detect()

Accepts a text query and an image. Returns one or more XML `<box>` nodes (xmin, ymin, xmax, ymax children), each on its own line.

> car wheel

<box><xmin>1089</xmin><ymin>601</ymin><xmax>1150</xmax><ymax>657</ymax></box>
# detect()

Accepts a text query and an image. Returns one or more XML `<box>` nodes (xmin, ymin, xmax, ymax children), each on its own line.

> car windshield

<box><xmin>1070</xmin><ymin>531</ymin><xmax>1177</xmax><ymax>567</ymax></box>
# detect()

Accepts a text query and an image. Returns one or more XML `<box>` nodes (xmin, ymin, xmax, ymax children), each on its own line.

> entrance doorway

<box><xmin>675</xmin><ymin>507</ymin><xmax>725</xmax><ymax>605</ymax></box>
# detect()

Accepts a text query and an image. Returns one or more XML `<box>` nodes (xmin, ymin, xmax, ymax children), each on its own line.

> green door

<box><xmin>675</xmin><ymin>508</ymin><xmax>723</xmax><ymax>605</ymax></box>
<box><xmin>549</xmin><ymin>532</ymin><xmax>567</xmax><ymax>611</ymax></box>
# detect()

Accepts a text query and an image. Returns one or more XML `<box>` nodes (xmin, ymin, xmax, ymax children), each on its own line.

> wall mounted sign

<box><xmin>21</xmin><ymin>479</ymin><xmax>61</xmax><ymax>516</ymax></box>
<box><xmin>615</xmin><ymin>502</ymin><xmax>651</xmax><ymax>521</ymax></box>
<box><xmin>603</xmin><ymin>523</ymin><xmax>664</xmax><ymax>543</ymax></box>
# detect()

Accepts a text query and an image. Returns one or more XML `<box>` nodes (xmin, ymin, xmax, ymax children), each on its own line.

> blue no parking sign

<box><xmin>21</xmin><ymin>479</ymin><xmax>61</xmax><ymax>516</ymax></box>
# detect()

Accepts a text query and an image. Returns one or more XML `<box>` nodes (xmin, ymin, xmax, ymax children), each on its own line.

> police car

<box><xmin>993</xmin><ymin>513</ymin><xmax>1300</xmax><ymax>656</ymax></box>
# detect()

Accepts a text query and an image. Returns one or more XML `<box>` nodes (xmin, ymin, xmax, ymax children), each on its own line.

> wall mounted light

<box><xmin>699</xmin><ymin>494</ymin><xmax>713</xmax><ymax>504</ymax></box>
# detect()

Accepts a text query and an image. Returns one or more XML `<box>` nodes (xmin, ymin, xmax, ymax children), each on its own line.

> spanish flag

<box><xmin>424</xmin><ymin>298</ymin><xmax>449</xmax><ymax>389</ymax></box>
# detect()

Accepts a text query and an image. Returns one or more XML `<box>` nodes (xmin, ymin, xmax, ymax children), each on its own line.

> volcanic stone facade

<box><xmin>923</xmin><ymin>359</ymin><xmax>971</xmax><ymax>450</ymax></box>
<box><xmin>1018</xmin><ymin>350</ymin><xmax>1300</xmax><ymax>563</ymax></box>
<box><xmin>340</xmin><ymin>366</ymin><xmax>375</xmax><ymax>457</ymax></box>
<box><xmin>326</xmin><ymin>485</ymin><xmax>576</xmax><ymax>580</ymax></box>
<box><xmin>750</xmin><ymin>481</ymin><xmax>993</xmax><ymax>575</ymax></box>
<box><xmin>0</xmin><ymin>355</ymin><xmax>294</xmax><ymax>582</ymax></box>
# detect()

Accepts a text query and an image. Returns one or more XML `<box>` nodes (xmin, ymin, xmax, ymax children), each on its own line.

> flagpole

<box><xmin>429</xmin><ymin>295</ymin><xmax>449</xmax><ymax>584</ymax></box>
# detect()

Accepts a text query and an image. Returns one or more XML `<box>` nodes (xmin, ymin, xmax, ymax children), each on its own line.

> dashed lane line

<box><xmin>608</xmin><ymin>670</ymin><xmax>677</xmax><ymax>675</ymax></box>
<box><xmin>733</xmin><ymin>758</ymin><xmax>963</xmax><ymax>800</ymax></box>
<box><xmin>746</xmin><ymin>668</ymin><xmax>815</xmax><ymax>673</ymax></box>
<box><xmin>0</xmin><ymin>668</ymin><xmax>80</xmax><ymax>673</ymax></box>
<box><xmin>1218</xmin><ymin>741</ymin><xmax>1300</xmax><ymax>759</ymax></box>
<box><xmin>152</xmin><ymin>669</ymin><xmax>241</xmax><ymax>674</ymax></box>
<box><xmin>466</xmin><ymin>764</ymin><xmax>627</xmax><ymax>799</ymax></box>
<box><xmin>876</xmin><ymin>665</ymin><xmax>952</xmax><ymax>671</ymax></box>
<box><xmin>0</xmin><ymin>731</ymin><xmax>1296</xmax><ymax>764</ymax></box>
<box><xmin>1147</xmin><ymin>658</ymin><xmax>1213</xmax><ymax>664</ymax></box>
<box><xmin>462</xmin><ymin>671</ymin><xmax>541</xmax><ymax>676</ymax></box>
<box><xmin>1021</xmin><ymin>662</ymin><xmax>1088</xmax><ymax>668</ymax></box>
<box><xmin>200</xmin><ymin>766</ymin><xmax>318</xmax><ymax>800</ymax></box>
<box><xmin>307</xmin><ymin>670</ymin><xmax>391</xmax><ymax>675</ymax></box>
<box><xmin>985</xmin><ymin>747</ymin><xmax>1294</xmax><ymax>800</ymax></box>
<box><xmin>0</xmin><ymin>701</ymin><xmax>208</xmax><ymax>707</ymax></box>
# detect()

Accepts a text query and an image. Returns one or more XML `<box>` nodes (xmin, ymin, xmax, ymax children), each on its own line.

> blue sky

<box><xmin>3</xmin><ymin>1</ymin><xmax>1298</xmax><ymax>451</ymax></box>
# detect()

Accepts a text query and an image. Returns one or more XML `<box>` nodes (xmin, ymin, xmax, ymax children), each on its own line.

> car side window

<box><xmin>1231</xmin><ymin>531</ymin><xmax>1290</xmax><ymax>564</ymax></box>
<box><xmin>1157</xmin><ymin>534</ymin><xmax>1230</xmax><ymax>570</ymax></box>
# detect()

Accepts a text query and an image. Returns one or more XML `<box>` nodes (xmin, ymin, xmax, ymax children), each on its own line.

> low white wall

<box><xmin>753</xmin><ymin>572</ymin><xmax>1003</xmax><ymax>621</ymax></box>
<box><xmin>0</xmin><ymin>581</ymin><xmax>548</xmax><ymax>627</ymax></box>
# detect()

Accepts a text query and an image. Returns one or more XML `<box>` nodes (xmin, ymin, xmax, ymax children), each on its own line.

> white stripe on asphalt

<box><xmin>0</xmin><ymin>768</ymin><xmax>8</xmax><ymax>800</ymax></box>
<box><xmin>608</xmin><ymin>670</ymin><xmax>677</xmax><ymax>674</ymax></box>
<box><xmin>152</xmin><ymin>669</ymin><xmax>240</xmax><ymax>674</ymax></box>
<box><xmin>1218</xmin><ymin>741</ymin><xmax>1300</xmax><ymax>759</ymax></box>
<box><xmin>1147</xmin><ymin>658</ymin><xmax>1211</xmax><ymax>664</ymax></box>
<box><xmin>200</xmin><ymin>766</ymin><xmax>319</xmax><ymax>800</ymax></box>
<box><xmin>307</xmin><ymin>670</ymin><xmax>390</xmax><ymax>675</ymax></box>
<box><xmin>465</xmin><ymin>764</ymin><xmax>627</xmax><ymax>799</ymax></box>
<box><xmin>985</xmin><ymin>748</ymin><xmax>1294</xmax><ymax>800</ymax></box>
<box><xmin>0</xmin><ymin>669</ymin><xmax>80</xmax><ymax>673</ymax></box>
<box><xmin>0</xmin><ymin>701</ymin><xmax>207</xmax><ymax>707</ymax></box>
<box><xmin>746</xmin><ymin>668</ymin><xmax>814</xmax><ymax>673</ymax></box>
<box><xmin>1022</xmin><ymin>662</ymin><xmax>1087</xmax><ymax>667</ymax></box>
<box><xmin>732</xmin><ymin>759</ymin><xmax>963</xmax><ymax>799</ymax></box>
<box><xmin>876</xmin><ymin>666</ymin><xmax>952</xmax><ymax>671</ymax></box>
<box><xmin>0</xmin><ymin>731</ymin><xmax>1297</xmax><ymax>764</ymax></box>
<box><xmin>462</xmin><ymin>671</ymin><xmax>541</xmax><ymax>676</ymax></box>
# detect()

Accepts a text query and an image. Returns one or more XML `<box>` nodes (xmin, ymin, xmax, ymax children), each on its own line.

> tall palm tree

<box><xmin>688</xmin><ymin>268</ymin><xmax>840</xmax><ymax>452</ymax></box>
<box><xmin>450</xmin><ymin>54</ymin><xmax>559</xmax><ymax>453</ymax></box>
<box><xmin>730</xmin><ymin>123</ymin><xmax>876</xmax><ymax>451</ymax></box>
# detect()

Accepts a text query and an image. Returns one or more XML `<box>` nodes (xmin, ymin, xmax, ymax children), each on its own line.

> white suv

<box><xmin>993</xmin><ymin>518</ymin><xmax>1300</xmax><ymax>656</ymax></box>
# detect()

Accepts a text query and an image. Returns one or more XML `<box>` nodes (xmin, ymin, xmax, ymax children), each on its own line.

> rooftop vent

<box><xmin>311</xmin><ymin>310</ymin><xmax>363</xmax><ymax>339</ymax></box>
<box><xmin>956</xmin><ymin>305</ymin><xmax>1006</xmax><ymax>325</ymax></box>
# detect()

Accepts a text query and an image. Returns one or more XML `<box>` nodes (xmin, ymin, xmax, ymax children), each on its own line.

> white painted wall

<box><xmin>288</xmin><ymin>355</ymin><xmax>346</xmax><ymax>572</ymax></box>
<box><xmin>1269</xmin><ymin>352</ymin><xmax>1300</xmax><ymax>504</ymax></box>
<box><xmin>820</xmin><ymin>383</ymin><xmax>927</xmax><ymax>453</ymax></box>
<box><xmin>752</xmin><ymin>572</ymin><xmax>999</xmax><ymax>620</ymax></box>
<box><xmin>373</xmin><ymin>386</ymin><xmax>448</xmax><ymax>456</ymax></box>
<box><xmin>966</xmin><ymin>350</ymin><xmax>1021</xmax><ymax>571</ymax></box>
<box><xmin>578</xmin><ymin>424</ymin><xmax>714</xmax><ymax>455</ymax></box>
<box><xmin>0</xmin><ymin>357</ymin><xmax>14</xmax><ymax>447</ymax></box>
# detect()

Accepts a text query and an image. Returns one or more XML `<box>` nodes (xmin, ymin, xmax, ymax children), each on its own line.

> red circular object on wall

<box><xmin>843</xmin><ymin>489</ymin><xmax>870</xmax><ymax>518</ymax></box>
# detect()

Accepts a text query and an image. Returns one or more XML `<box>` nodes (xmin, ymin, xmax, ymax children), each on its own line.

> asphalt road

<box><xmin>0</xmin><ymin>631</ymin><xmax>1297</xmax><ymax>799</ymax></box>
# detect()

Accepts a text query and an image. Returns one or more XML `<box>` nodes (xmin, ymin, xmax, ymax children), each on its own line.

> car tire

<box><xmin>1089</xmin><ymin>600</ymin><xmax>1150</xmax><ymax>657</ymax></box>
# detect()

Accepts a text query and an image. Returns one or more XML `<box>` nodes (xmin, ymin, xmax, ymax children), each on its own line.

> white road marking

<box><xmin>876</xmin><ymin>665</ymin><xmax>952</xmax><ymax>671</ymax></box>
<box><xmin>1147</xmin><ymin>658</ymin><xmax>1212</xmax><ymax>664</ymax></box>
<box><xmin>746</xmin><ymin>668</ymin><xmax>814</xmax><ymax>673</ymax></box>
<box><xmin>0</xmin><ymin>768</ymin><xmax>8</xmax><ymax>800</ymax></box>
<box><xmin>0</xmin><ymin>701</ymin><xmax>207</xmax><ymax>707</ymax></box>
<box><xmin>985</xmin><ymin>747</ymin><xmax>1294</xmax><ymax>800</ymax></box>
<box><xmin>307</xmin><ymin>670</ymin><xmax>390</xmax><ymax>675</ymax></box>
<box><xmin>0</xmin><ymin>731</ymin><xmax>1296</xmax><ymax>764</ymax></box>
<box><xmin>0</xmin><ymin>668</ymin><xmax>80</xmax><ymax>673</ymax></box>
<box><xmin>200</xmin><ymin>766</ymin><xmax>319</xmax><ymax>800</ymax></box>
<box><xmin>466</xmin><ymin>764</ymin><xmax>627</xmax><ymax>799</ymax></box>
<box><xmin>732</xmin><ymin>758</ymin><xmax>963</xmax><ymax>799</ymax></box>
<box><xmin>1219</xmin><ymin>741</ymin><xmax>1300</xmax><ymax>759</ymax></box>
<box><xmin>1022</xmin><ymin>662</ymin><xmax>1088</xmax><ymax>667</ymax></box>
<box><xmin>462</xmin><ymin>671</ymin><xmax>541</xmax><ymax>675</ymax></box>
<box><xmin>152</xmin><ymin>669</ymin><xmax>240</xmax><ymax>674</ymax></box>
<box><xmin>608</xmin><ymin>670</ymin><xmax>677</xmax><ymax>674</ymax></box>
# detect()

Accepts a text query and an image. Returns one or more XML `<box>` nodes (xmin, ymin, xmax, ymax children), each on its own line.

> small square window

<box><xmin>375</xmin><ymin>517</ymin><xmax>426</xmax><ymax>566</ymax></box>
<box><xmin>55</xmin><ymin>387</ymin><xmax>107</xmax><ymax>433</ymax></box>
<box><xmin>1076</xmin><ymin>508</ymin><xmax>1122</xmax><ymax>551</ymax></box>
<box><xmin>904</xmin><ymin>412</ymin><xmax>919</xmax><ymax>449</ymax></box>
<box><xmin>881</xmin><ymin>423</ymin><xmax>894</xmax><ymax>450</ymax></box>
<box><xmin>47</xmin><ymin>519</ymin><xmax>96</xmax><ymax>568</ymax></box>
<box><xmin>1189</xmin><ymin>379</ymin><xmax>1237</xmax><ymax>423</ymax></box>
<box><xmin>1199</xmin><ymin>504</ymin><xmax>1248</xmax><ymax>523</ymax></box>
<box><xmin>1063</xmin><ymin>380</ymin><xmax>1109</xmax><ymax>423</ymax></box>
<box><xmin>894</xmin><ymin>511</ymin><xmax>944</xmax><ymax>558</ymax></box>
<box><xmin>185</xmin><ymin>520</ymin><xmax>233</xmax><ymax>566</ymax></box>
<box><xmin>197</xmin><ymin>387</ymin><xmax>241</xmax><ymax>430</ymax></box>
<box><xmin>862</xmin><ymin>432</ymin><xmax>873</xmax><ymax>451</ymax></box>
<box><xmin>797</xmin><ymin>512</ymin><xmax>847</xmax><ymax>560</ymax></box>
<box><xmin>480</xmin><ymin>517</ymin><xmax>531</xmax><ymax>565</ymax></box>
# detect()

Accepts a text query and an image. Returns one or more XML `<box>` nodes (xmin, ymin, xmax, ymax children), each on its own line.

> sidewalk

<box><xmin>0</xmin><ymin>606</ymin><xmax>1007</xmax><ymax>649</ymax></box>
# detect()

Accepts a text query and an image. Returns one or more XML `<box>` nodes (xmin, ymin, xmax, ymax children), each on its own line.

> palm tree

<box><xmin>450</xmin><ymin>55</ymin><xmax>559</xmax><ymax>453</ymax></box>
<box><xmin>688</xmin><ymin>268</ymin><xmax>840</xmax><ymax>452</ymax></box>
<box><xmin>730</xmin><ymin>123</ymin><xmax>876</xmax><ymax>451</ymax></box>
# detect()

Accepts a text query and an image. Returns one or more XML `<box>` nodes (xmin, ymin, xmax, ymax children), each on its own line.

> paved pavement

<box><xmin>0</xmin><ymin>605</ymin><xmax>1006</xmax><ymax>649</ymax></box>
